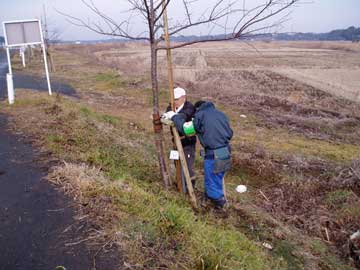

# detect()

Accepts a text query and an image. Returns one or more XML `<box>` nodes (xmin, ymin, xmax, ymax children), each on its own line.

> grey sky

<box><xmin>0</xmin><ymin>0</ymin><xmax>359</xmax><ymax>40</ymax></box>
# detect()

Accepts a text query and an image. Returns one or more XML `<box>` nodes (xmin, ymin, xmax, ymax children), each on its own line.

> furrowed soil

<box><xmin>2</xmin><ymin>41</ymin><xmax>360</xmax><ymax>270</ymax></box>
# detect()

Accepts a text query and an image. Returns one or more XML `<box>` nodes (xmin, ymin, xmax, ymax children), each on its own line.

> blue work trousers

<box><xmin>204</xmin><ymin>159</ymin><xmax>225</xmax><ymax>200</ymax></box>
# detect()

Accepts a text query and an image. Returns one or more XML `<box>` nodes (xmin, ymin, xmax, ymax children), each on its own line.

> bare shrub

<box><xmin>261</xmin><ymin>158</ymin><xmax>360</xmax><ymax>260</ymax></box>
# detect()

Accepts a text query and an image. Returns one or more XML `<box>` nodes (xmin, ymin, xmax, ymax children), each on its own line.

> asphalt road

<box><xmin>0</xmin><ymin>115</ymin><xmax>95</xmax><ymax>269</ymax></box>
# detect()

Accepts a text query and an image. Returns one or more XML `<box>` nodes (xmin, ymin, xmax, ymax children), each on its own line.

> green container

<box><xmin>183</xmin><ymin>121</ymin><xmax>196</xmax><ymax>136</ymax></box>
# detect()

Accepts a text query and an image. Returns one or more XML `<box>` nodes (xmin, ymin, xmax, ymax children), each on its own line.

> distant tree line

<box><xmin>272</xmin><ymin>26</ymin><xmax>360</xmax><ymax>42</ymax></box>
<box><xmin>327</xmin><ymin>26</ymin><xmax>360</xmax><ymax>41</ymax></box>
<box><xmin>171</xmin><ymin>26</ymin><xmax>360</xmax><ymax>42</ymax></box>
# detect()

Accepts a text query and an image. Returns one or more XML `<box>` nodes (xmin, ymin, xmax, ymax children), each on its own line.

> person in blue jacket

<box><xmin>164</xmin><ymin>100</ymin><xmax>233</xmax><ymax>208</ymax></box>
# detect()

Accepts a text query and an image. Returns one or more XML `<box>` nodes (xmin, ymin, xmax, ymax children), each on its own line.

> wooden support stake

<box><xmin>222</xmin><ymin>178</ymin><xmax>227</xmax><ymax>200</ymax></box>
<box><xmin>162</xmin><ymin>0</ymin><xmax>183</xmax><ymax>192</ymax></box>
<box><xmin>160</xmin><ymin>118</ymin><xmax>197</xmax><ymax>208</ymax></box>
<box><xmin>172</xmin><ymin>126</ymin><xmax>198</xmax><ymax>209</ymax></box>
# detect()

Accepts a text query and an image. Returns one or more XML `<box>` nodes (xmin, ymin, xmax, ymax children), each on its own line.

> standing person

<box><xmin>164</xmin><ymin>100</ymin><xmax>233</xmax><ymax>208</ymax></box>
<box><xmin>166</xmin><ymin>87</ymin><xmax>197</xmax><ymax>189</ymax></box>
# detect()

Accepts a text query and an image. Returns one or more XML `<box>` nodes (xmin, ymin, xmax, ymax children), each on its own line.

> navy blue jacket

<box><xmin>172</xmin><ymin>102</ymin><xmax>233</xmax><ymax>150</ymax></box>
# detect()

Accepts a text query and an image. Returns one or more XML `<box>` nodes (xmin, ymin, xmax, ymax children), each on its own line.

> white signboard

<box><xmin>2</xmin><ymin>19</ymin><xmax>52</xmax><ymax>104</ymax></box>
<box><xmin>3</xmin><ymin>20</ymin><xmax>42</xmax><ymax>47</ymax></box>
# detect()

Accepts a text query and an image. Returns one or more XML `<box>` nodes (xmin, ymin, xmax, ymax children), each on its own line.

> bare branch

<box><xmin>56</xmin><ymin>6</ymin><xmax>149</xmax><ymax>41</ymax></box>
<box><xmin>154</xmin><ymin>0</ymin><xmax>170</xmax><ymax>11</ymax></box>
<box><xmin>162</xmin><ymin>1</ymin><xmax>243</xmax><ymax>39</ymax></box>
<box><xmin>183</xmin><ymin>0</ymin><xmax>192</xmax><ymax>25</ymax></box>
<box><xmin>231</xmin><ymin>2</ymin><xmax>270</xmax><ymax>36</ymax></box>
<box><xmin>57</xmin><ymin>0</ymin><xmax>301</xmax><ymax>45</ymax></box>
<box><xmin>158</xmin><ymin>36</ymin><xmax>234</xmax><ymax>50</ymax></box>
<box><xmin>157</xmin><ymin>0</ymin><xmax>301</xmax><ymax>50</ymax></box>
<box><xmin>235</xmin><ymin>0</ymin><xmax>298</xmax><ymax>38</ymax></box>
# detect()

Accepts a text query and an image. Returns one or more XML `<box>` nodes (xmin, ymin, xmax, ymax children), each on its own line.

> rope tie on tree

<box><xmin>153</xmin><ymin>113</ymin><xmax>163</xmax><ymax>133</ymax></box>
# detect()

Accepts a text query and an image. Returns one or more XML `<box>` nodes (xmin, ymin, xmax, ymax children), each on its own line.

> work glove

<box><xmin>162</xmin><ymin>111</ymin><xmax>176</xmax><ymax>120</ymax></box>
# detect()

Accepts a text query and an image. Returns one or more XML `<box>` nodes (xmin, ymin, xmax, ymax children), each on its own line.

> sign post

<box><xmin>3</xmin><ymin>24</ymin><xmax>14</xmax><ymax>104</ymax></box>
<box><xmin>38</xmin><ymin>22</ymin><xmax>52</xmax><ymax>96</ymax></box>
<box><xmin>2</xmin><ymin>19</ymin><xmax>52</xmax><ymax>104</ymax></box>
<box><xmin>20</xmin><ymin>47</ymin><xmax>26</xmax><ymax>68</ymax></box>
<box><xmin>6</xmin><ymin>74</ymin><xmax>14</xmax><ymax>104</ymax></box>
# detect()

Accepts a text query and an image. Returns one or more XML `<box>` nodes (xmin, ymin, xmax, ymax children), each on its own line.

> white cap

<box><xmin>174</xmin><ymin>87</ymin><xmax>186</xmax><ymax>99</ymax></box>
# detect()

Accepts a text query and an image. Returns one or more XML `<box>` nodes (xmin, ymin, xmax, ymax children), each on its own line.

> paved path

<box><xmin>0</xmin><ymin>50</ymin><xmax>78</xmax><ymax>100</ymax></box>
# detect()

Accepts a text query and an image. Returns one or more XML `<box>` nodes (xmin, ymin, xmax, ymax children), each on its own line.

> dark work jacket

<box><xmin>172</xmin><ymin>102</ymin><xmax>233</xmax><ymax>151</ymax></box>
<box><xmin>166</xmin><ymin>101</ymin><xmax>197</xmax><ymax>146</ymax></box>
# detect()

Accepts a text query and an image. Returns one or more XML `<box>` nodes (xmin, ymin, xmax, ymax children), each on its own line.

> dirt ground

<box><xmin>94</xmin><ymin>41</ymin><xmax>360</xmax><ymax>102</ymax></box>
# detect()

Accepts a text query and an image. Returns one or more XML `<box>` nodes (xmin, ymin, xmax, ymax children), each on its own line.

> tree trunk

<box><xmin>47</xmin><ymin>48</ymin><xmax>55</xmax><ymax>72</ymax></box>
<box><xmin>150</xmin><ymin>41</ymin><xmax>170</xmax><ymax>188</ymax></box>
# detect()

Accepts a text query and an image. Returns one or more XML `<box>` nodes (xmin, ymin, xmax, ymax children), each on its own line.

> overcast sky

<box><xmin>1</xmin><ymin>0</ymin><xmax>359</xmax><ymax>40</ymax></box>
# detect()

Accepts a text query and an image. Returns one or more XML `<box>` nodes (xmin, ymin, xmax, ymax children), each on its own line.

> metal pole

<box><xmin>5</xmin><ymin>47</ymin><xmax>12</xmax><ymax>75</ymax></box>
<box><xmin>41</xmin><ymin>44</ymin><xmax>52</xmax><ymax>95</ymax></box>
<box><xmin>3</xmin><ymin>22</ymin><xmax>15</xmax><ymax>104</ymax></box>
<box><xmin>21</xmin><ymin>48</ymin><xmax>26</xmax><ymax>67</ymax></box>
<box><xmin>6</xmin><ymin>73</ymin><xmax>14</xmax><ymax>104</ymax></box>
<box><xmin>39</xmin><ymin>20</ymin><xmax>52</xmax><ymax>96</ymax></box>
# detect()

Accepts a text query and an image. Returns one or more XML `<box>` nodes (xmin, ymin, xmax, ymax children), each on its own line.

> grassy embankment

<box><xmin>5</xmin><ymin>44</ymin><xmax>359</xmax><ymax>270</ymax></box>
<box><xmin>1</xmin><ymin>92</ymin><xmax>280</xmax><ymax>270</ymax></box>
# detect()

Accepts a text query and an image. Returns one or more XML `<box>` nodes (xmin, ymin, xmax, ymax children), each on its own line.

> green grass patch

<box><xmin>241</xmin><ymin>128</ymin><xmax>360</xmax><ymax>164</ymax></box>
<box><xmin>103</xmin><ymin>182</ymin><xmax>274</xmax><ymax>270</ymax></box>
<box><xmin>324</xmin><ymin>190</ymin><xmax>352</xmax><ymax>209</ymax></box>
<box><xmin>80</xmin><ymin>106</ymin><xmax>120</xmax><ymax>126</ymax></box>
<box><xmin>337</xmin><ymin>202</ymin><xmax>360</xmax><ymax>222</ymax></box>
<box><xmin>310</xmin><ymin>240</ymin><xmax>354</xmax><ymax>270</ymax></box>
<box><xmin>273</xmin><ymin>240</ymin><xmax>304</xmax><ymax>270</ymax></box>
<box><xmin>95</xmin><ymin>71</ymin><xmax>125</xmax><ymax>90</ymax></box>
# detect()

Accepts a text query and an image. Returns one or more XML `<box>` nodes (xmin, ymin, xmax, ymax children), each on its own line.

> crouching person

<box><xmin>166</xmin><ymin>100</ymin><xmax>233</xmax><ymax>208</ymax></box>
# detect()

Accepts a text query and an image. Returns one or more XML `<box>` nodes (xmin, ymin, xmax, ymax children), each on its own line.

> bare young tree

<box><xmin>43</xmin><ymin>4</ymin><xmax>63</xmax><ymax>72</ymax></box>
<box><xmin>60</xmin><ymin>0</ymin><xmax>301</xmax><ymax>187</ymax></box>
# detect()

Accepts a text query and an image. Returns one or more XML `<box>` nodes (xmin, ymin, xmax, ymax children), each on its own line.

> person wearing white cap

<box><xmin>165</xmin><ymin>87</ymin><xmax>197</xmax><ymax>190</ymax></box>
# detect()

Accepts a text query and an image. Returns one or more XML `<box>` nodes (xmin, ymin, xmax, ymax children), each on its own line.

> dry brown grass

<box><xmin>49</xmin><ymin>162</ymin><xmax>107</xmax><ymax>199</ymax></box>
